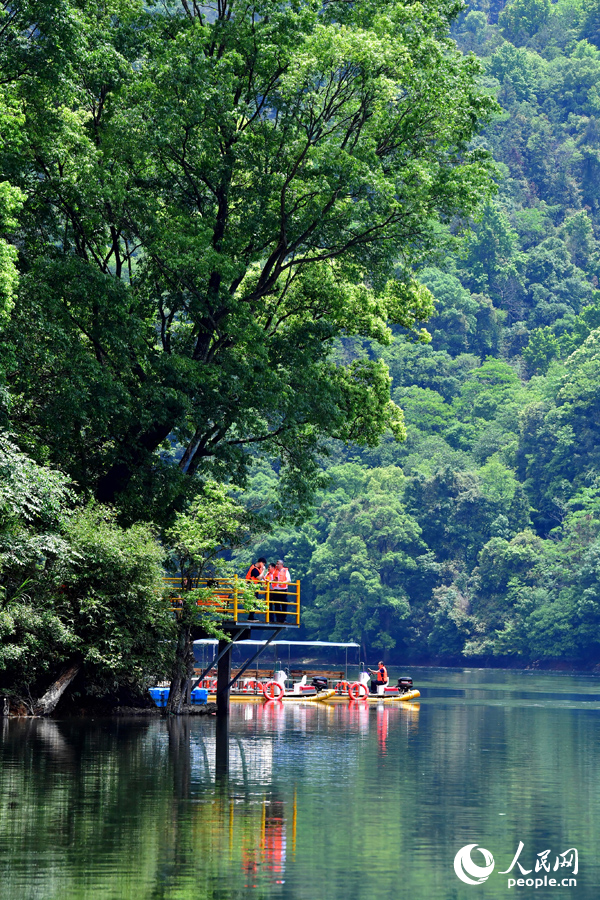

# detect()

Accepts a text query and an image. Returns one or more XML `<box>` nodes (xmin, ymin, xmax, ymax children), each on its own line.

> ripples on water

<box><xmin>1</xmin><ymin>667</ymin><xmax>600</xmax><ymax>899</ymax></box>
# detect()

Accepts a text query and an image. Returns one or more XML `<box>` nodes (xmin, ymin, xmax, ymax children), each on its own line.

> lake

<box><xmin>1</xmin><ymin>667</ymin><xmax>600</xmax><ymax>899</ymax></box>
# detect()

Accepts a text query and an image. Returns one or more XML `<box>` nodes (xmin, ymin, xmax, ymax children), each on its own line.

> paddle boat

<box><xmin>203</xmin><ymin>671</ymin><xmax>419</xmax><ymax>703</ymax></box>
<box><xmin>258</xmin><ymin>670</ymin><xmax>335</xmax><ymax>702</ymax></box>
<box><xmin>336</xmin><ymin>672</ymin><xmax>420</xmax><ymax>703</ymax></box>
<box><xmin>200</xmin><ymin>670</ymin><xmax>335</xmax><ymax>703</ymax></box>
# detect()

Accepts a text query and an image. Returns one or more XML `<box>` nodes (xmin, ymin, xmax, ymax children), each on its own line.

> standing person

<box><xmin>271</xmin><ymin>559</ymin><xmax>291</xmax><ymax>623</ymax></box>
<box><xmin>263</xmin><ymin>562</ymin><xmax>277</xmax><ymax>621</ymax></box>
<box><xmin>245</xmin><ymin>557</ymin><xmax>267</xmax><ymax>621</ymax></box>
<box><xmin>368</xmin><ymin>661</ymin><xmax>388</xmax><ymax>694</ymax></box>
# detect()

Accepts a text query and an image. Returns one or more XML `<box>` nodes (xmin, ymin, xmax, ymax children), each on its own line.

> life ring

<box><xmin>334</xmin><ymin>681</ymin><xmax>351</xmax><ymax>694</ymax></box>
<box><xmin>262</xmin><ymin>680</ymin><xmax>284</xmax><ymax>700</ymax></box>
<box><xmin>209</xmin><ymin>678</ymin><xmax>218</xmax><ymax>692</ymax></box>
<box><xmin>349</xmin><ymin>681</ymin><xmax>368</xmax><ymax>700</ymax></box>
<box><xmin>244</xmin><ymin>679</ymin><xmax>263</xmax><ymax>694</ymax></box>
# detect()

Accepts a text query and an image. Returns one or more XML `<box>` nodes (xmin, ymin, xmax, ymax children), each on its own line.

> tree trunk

<box><xmin>167</xmin><ymin>624</ymin><xmax>194</xmax><ymax>714</ymax></box>
<box><xmin>33</xmin><ymin>664</ymin><xmax>81</xmax><ymax>716</ymax></box>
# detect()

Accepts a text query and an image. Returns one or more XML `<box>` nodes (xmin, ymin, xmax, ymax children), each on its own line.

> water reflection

<box><xmin>2</xmin><ymin>672</ymin><xmax>600</xmax><ymax>899</ymax></box>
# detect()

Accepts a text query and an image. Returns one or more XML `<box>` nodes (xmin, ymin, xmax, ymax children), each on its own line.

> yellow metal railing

<box><xmin>165</xmin><ymin>574</ymin><xmax>301</xmax><ymax>626</ymax></box>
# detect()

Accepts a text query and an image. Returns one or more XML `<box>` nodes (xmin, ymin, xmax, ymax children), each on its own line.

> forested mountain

<box><xmin>1</xmin><ymin>0</ymin><xmax>600</xmax><ymax>710</ymax></box>
<box><xmin>248</xmin><ymin>0</ymin><xmax>600</xmax><ymax>666</ymax></box>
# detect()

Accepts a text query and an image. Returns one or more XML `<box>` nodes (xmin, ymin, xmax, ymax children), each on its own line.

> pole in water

<box><xmin>215</xmin><ymin>715</ymin><xmax>229</xmax><ymax>779</ymax></box>
<box><xmin>216</xmin><ymin>638</ymin><xmax>232</xmax><ymax>716</ymax></box>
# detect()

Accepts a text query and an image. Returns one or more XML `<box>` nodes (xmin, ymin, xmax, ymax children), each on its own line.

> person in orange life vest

<box><xmin>245</xmin><ymin>557</ymin><xmax>267</xmax><ymax>621</ymax></box>
<box><xmin>368</xmin><ymin>661</ymin><xmax>388</xmax><ymax>694</ymax></box>
<box><xmin>270</xmin><ymin>559</ymin><xmax>291</xmax><ymax>623</ymax></box>
<box><xmin>263</xmin><ymin>563</ymin><xmax>277</xmax><ymax>620</ymax></box>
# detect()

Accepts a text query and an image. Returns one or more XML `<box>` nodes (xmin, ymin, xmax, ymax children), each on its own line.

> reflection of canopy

<box><xmin>193</xmin><ymin>639</ymin><xmax>359</xmax><ymax>647</ymax></box>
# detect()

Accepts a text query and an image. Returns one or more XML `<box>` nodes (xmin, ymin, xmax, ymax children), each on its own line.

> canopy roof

<box><xmin>193</xmin><ymin>639</ymin><xmax>359</xmax><ymax>648</ymax></box>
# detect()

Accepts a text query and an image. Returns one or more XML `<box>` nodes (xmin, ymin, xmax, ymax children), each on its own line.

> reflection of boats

<box><xmin>353</xmin><ymin>690</ymin><xmax>421</xmax><ymax>703</ymax></box>
<box><xmin>242</xmin><ymin>797</ymin><xmax>288</xmax><ymax>887</ymax></box>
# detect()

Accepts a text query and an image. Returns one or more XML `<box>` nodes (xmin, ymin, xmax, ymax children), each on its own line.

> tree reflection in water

<box><xmin>6</xmin><ymin>673</ymin><xmax>598</xmax><ymax>900</ymax></box>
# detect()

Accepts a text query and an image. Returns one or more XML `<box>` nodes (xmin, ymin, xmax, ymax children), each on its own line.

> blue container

<box><xmin>191</xmin><ymin>687</ymin><xmax>208</xmax><ymax>705</ymax></box>
<box><xmin>149</xmin><ymin>687</ymin><xmax>169</xmax><ymax>708</ymax></box>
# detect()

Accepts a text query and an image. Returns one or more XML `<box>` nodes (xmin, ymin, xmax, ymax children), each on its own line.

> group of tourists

<box><xmin>246</xmin><ymin>558</ymin><xmax>291</xmax><ymax>623</ymax></box>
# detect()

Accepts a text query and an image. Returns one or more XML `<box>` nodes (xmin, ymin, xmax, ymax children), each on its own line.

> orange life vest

<box><xmin>272</xmin><ymin>567</ymin><xmax>290</xmax><ymax>590</ymax></box>
<box><xmin>246</xmin><ymin>565</ymin><xmax>260</xmax><ymax>582</ymax></box>
<box><xmin>377</xmin><ymin>665</ymin><xmax>388</xmax><ymax>683</ymax></box>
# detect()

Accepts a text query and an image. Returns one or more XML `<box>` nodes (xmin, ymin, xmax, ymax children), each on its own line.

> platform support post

<box><xmin>216</xmin><ymin>638</ymin><xmax>232</xmax><ymax>717</ymax></box>
<box><xmin>215</xmin><ymin>715</ymin><xmax>229</xmax><ymax>779</ymax></box>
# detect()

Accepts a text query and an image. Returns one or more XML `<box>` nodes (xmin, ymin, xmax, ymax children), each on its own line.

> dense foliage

<box><xmin>0</xmin><ymin>0</ymin><xmax>497</xmax><ymax>703</ymax></box>
<box><xmin>0</xmin><ymin>435</ymin><xmax>173</xmax><ymax>703</ymax></box>
<box><xmin>0</xmin><ymin>0</ymin><xmax>495</xmax><ymax>523</ymax></box>
<box><xmin>246</xmin><ymin>0</ymin><xmax>600</xmax><ymax>665</ymax></box>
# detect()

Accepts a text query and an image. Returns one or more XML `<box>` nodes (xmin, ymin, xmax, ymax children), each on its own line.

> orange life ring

<box><xmin>210</xmin><ymin>678</ymin><xmax>218</xmax><ymax>692</ymax></box>
<box><xmin>262</xmin><ymin>680</ymin><xmax>284</xmax><ymax>700</ymax></box>
<box><xmin>334</xmin><ymin>681</ymin><xmax>351</xmax><ymax>694</ymax></box>
<box><xmin>244</xmin><ymin>679</ymin><xmax>263</xmax><ymax>694</ymax></box>
<box><xmin>349</xmin><ymin>681</ymin><xmax>368</xmax><ymax>700</ymax></box>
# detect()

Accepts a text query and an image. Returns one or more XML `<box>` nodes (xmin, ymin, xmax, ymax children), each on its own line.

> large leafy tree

<box><xmin>2</xmin><ymin>0</ymin><xmax>496</xmax><ymax>520</ymax></box>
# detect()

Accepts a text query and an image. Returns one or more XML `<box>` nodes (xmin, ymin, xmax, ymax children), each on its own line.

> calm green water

<box><xmin>1</xmin><ymin>667</ymin><xmax>600</xmax><ymax>899</ymax></box>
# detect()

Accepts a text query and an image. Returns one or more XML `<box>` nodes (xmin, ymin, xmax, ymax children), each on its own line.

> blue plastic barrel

<box><xmin>149</xmin><ymin>687</ymin><xmax>169</xmax><ymax>708</ymax></box>
<box><xmin>191</xmin><ymin>687</ymin><xmax>208</xmax><ymax>705</ymax></box>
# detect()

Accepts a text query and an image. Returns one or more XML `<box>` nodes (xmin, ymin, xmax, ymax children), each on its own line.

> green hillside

<box><xmin>248</xmin><ymin>0</ymin><xmax>600</xmax><ymax>665</ymax></box>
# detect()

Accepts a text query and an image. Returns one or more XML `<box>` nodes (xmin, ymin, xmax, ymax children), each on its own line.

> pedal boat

<box><xmin>204</xmin><ymin>672</ymin><xmax>335</xmax><ymax>703</ymax></box>
<box><xmin>339</xmin><ymin>673</ymin><xmax>420</xmax><ymax>703</ymax></box>
<box><xmin>262</xmin><ymin>673</ymin><xmax>335</xmax><ymax>702</ymax></box>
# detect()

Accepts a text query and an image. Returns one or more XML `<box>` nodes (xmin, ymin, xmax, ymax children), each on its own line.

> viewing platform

<box><xmin>165</xmin><ymin>576</ymin><xmax>301</xmax><ymax>629</ymax></box>
<box><xmin>165</xmin><ymin>575</ymin><xmax>302</xmax><ymax>715</ymax></box>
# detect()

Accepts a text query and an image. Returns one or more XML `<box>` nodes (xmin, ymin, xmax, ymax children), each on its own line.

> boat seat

<box><xmin>293</xmin><ymin>675</ymin><xmax>307</xmax><ymax>694</ymax></box>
